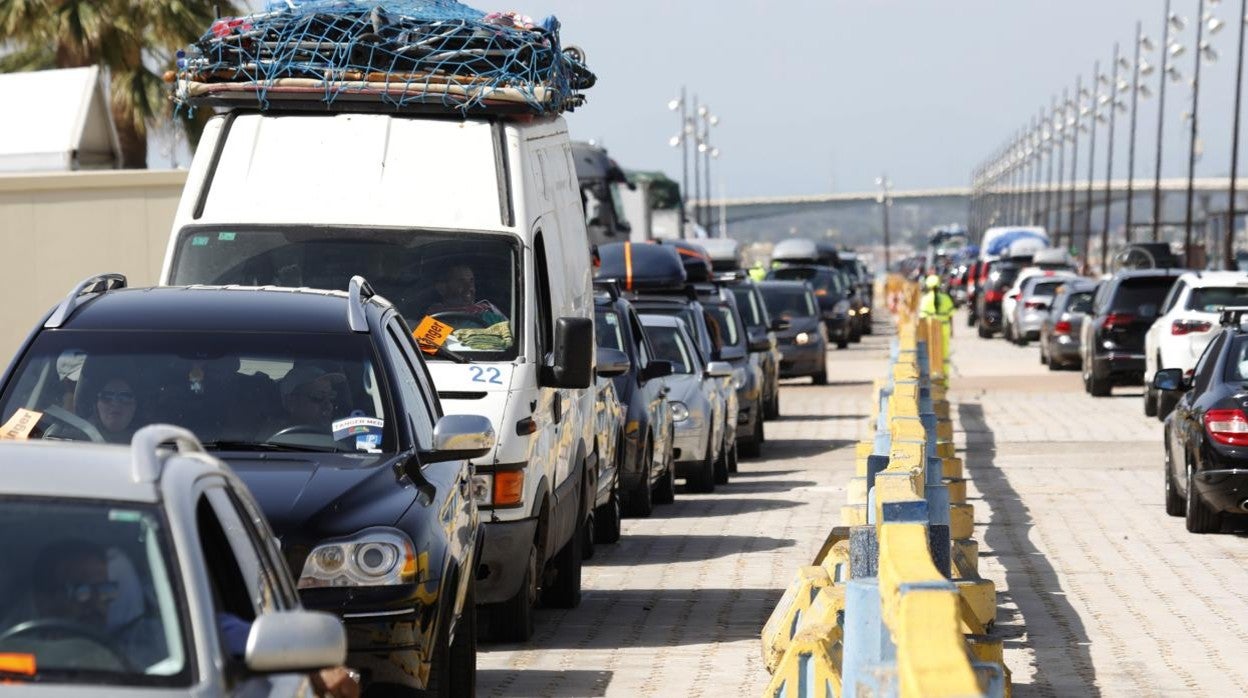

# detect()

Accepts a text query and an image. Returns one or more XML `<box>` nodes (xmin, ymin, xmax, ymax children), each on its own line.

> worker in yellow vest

<box><xmin>920</xmin><ymin>274</ymin><xmax>954</xmax><ymax>375</ymax></box>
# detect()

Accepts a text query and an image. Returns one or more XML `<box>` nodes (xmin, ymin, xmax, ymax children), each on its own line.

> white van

<box><xmin>159</xmin><ymin>111</ymin><xmax>597</xmax><ymax>641</ymax></box>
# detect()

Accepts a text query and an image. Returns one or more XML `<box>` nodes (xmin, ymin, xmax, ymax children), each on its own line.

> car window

<box><xmin>384</xmin><ymin>324</ymin><xmax>436</xmax><ymax>450</ymax></box>
<box><xmin>760</xmin><ymin>286</ymin><xmax>817</xmax><ymax>317</ymax></box>
<box><xmin>642</xmin><ymin>323</ymin><xmax>696</xmax><ymax>374</ymax></box>
<box><xmin>1067</xmin><ymin>291</ymin><xmax>1094</xmax><ymax>315</ymax></box>
<box><xmin>0</xmin><ymin>497</ymin><xmax>190</xmax><ymax>686</ymax></box>
<box><xmin>595</xmin><ymin>309</ymin><xmax>626</xmax><ymax>352</ymax></box>
<box><xmin>731</xmin><ymin>286</ymin><xmax>765</xmax><ymax>327</ymax></box>
<box><xmin>1111</xmin><ymin>277</ymin><xmax>1179</xmax><ymax>319</ymax></box>
<box><xmin>707</xmin><ymin>305</ymin><xmax>744</xmax><ymax>349</ymax></box>
<box><xmin>204</xmin><ymin>488</ymin><xmax>283</xmax><ymax>616</ymax></box>
<box><xmin>1160</xmin><ymin>280</ymin><xmax>1186</xmax><ymax>315</ymax></box>
<box><xmin>1224</xmin><ymin>335</ymin><xmax>1248</xmax><ymax>382</ymax></box>
<box><xmin>1187</xmin><ymin>286</ymin><xmax>1248</xmax><ymax>312</ymax></box>
<box><xmin>627</xmin><ymin>310</ymin><xmax>651</xmax><ymax>366</ymax></box>
<box><xmin>0</xmin><ymin>330</ymin><xmax>392</xmax><ymax>454</ymax></box>
<box><xmin>768</xmin><ymin>267</ymin><xmax>837</xmax><ymax>296</ymax></box>
<box><xmin>1192</xmin><ymin>332</ymin><xmax>1228</xmax><ymax>395</ymax></box>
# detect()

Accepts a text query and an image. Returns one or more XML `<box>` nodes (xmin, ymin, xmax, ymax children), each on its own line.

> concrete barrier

<box><xmin>762</xmin><ymin>277</ymin><xmax>1011</xmax><ymax>698</ymax></box>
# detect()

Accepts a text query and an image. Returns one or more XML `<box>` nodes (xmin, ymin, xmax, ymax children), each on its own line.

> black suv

<box><xmin>1082</xmin><ymin>269</ymin><xmax>1183</xmax><ymax>396</ymax></box>
<box><xmin>766</xmin><ymin>264</ymin><xmax>856</xmax><ymax>348</ymax></box>
<box><xmin>724</xmin><ymin>276</ymin><xmax>782</xmax><ymax>420</ymax></box>
<box><xmin>0</xmin><ymin>274</ymin><xmax>491</xmax><ymax>695</ymax></box>
<box><xmin>1156</xmin><ymin>307</ymin><xmax>1248</xmax><ymax>533</ymax></box>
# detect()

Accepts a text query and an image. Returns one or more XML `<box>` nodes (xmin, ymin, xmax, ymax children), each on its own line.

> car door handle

<box><xmin>552</xmin><ymin>393</ymin><xmax>563</xmax><ymax>425</ymax></box>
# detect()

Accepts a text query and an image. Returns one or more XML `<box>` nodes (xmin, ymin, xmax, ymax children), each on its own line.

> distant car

<box><xmin>1082</xmin><ymin>269</ymin><xmax>1184</xmax><ymax>396</ymax></box>
<box><xmin>1040</xmin><ymin>279</ymin><xmax>1098</xmax><ymax>370</ymax></box>
<box><xmin>725</xmin><ymin>277</ymin><xmax>783</xmax><ymax>420</ymax></box>
<box><xmin>0</xmin><ymin>426</ymin><xmax>348</xmax><ymax>696</ymax></box>
<box><xmin>697</xmin><ymin>284</ymin><xmax>765</xmax><ymax>460</ymax></box>
<box><xmin>766</xmin><ymin>265</ymin><xmax>855</xmax><ymax>348</ymax></box>
<box><xmin>1004</xmin><ymin>270</ymin><xmax>1079</xmax><ymax>346</ymax></box>
<box><xmin>639</xmin><ymin>315</ymin><xmax>733</xmax><ymax>494</ymax></box>
<box><xmin>1157</xmin><ymin>307</ymin><xmax>1248</xmax><ymax>533</ymax></box>
<box><xmin>759</xmin><ymin>281</ymin><xmax>828</xmax><ymax>384</ymax></box>
<box><xmin>976</xmin><ymin>259</ymin><xmax>1024</xmax><ymax>338</ymax></box>
<box><xmin>594</xmin><ymin>286</ymin><xmax>676</xmax><ymax>518</ymax></box>
<box><xmin>1144</xmin><ymin>271</ymin><xmax>1248</xmax><ymax>420</ymax></box>
<box><xmin>0</xmin><ymin>274</ymin><xmax>491</xmax><ymax>694</ymax></box>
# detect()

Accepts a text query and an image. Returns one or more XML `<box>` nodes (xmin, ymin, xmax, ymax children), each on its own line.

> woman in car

<box><xmin>90</xmin><ymin>377</ymin><xmax>139</xmax><ymax>444</ymax></box>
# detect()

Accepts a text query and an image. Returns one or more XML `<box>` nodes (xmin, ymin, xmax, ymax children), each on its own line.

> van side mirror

<box><xmin>770</xmin><ymin>317</ymin><xmax>791</xmax><ymax>332</ymax></box>
<box><xmin>747</xmin><ymin>333</ymin><xmax>771</xmax><ymax>353</ymax></box>
<box><xmin>705</xmin><ymin>361</ymin><xmax>733</xmax><ymax>379</ymax></box>
<box><xmin>1152</xmin><ymin>368</ymin><xmax>1186</xmax><ymax>392</ymax></box>
<box><xmin>596</xmin><ymin>347</ymin><xmax>631</xmax><ymax>378</ymax></box>
<box><xmin>245</xmin><ymin>611</ymin><xmax>346</xmax><ymax>674</ymax></box>
<box><xmin>425</xmin><ymin>414</ymin><xmax>496</xmax><ymax>462</ymax></box>
<box><xmin>543</xmin><ymin>317</ymin><xmax>594</xmax><ymax>389</ymax></box>
<box><xmin>640</xmin><ymin>360</ymin><xmax>672</xmax><ymax>381</ymax></box>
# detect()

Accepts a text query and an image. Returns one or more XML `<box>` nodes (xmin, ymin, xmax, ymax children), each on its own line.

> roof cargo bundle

<box><xmin>172</xmin><ymin>0</ymin><xmax>596</xmax><ymax>114</ymax></box>
<box><xmin>596</xmin><ymin>242</ymin><xmax>687</xmax><ymax>292</ymax></box>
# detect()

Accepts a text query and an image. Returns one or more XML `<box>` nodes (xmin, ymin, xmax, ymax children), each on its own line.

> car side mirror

<box><xmin>245</xmin><ymin>611</ymin><xmax>346</xmax><ymax>674</ymax></box>
<box><xmin>543</xmin><ymin>317</ymin><xmax>594</xmax><ymax>389</ymax></box>
<box><xmin>846</xmin><ymin>287</ymin><xmax>857</xmax><ymax>297</ymax></box>
<box><xmin>770</xmin><ymin>318</ymin><xmax>791</xmax><ymax>332</ymax></box>
<box><xmin>640</xmin><ymin>360</ymin><xmax>672</xmax><ymax>381</ymax></box>
<box><xmin>1153</xmin><ymin>368</ymin><xmax>1186</xmax><ymax>392</ymax></box>
<box><xmin>596</xmin><ymin>347</ymin><xmax>631</xmax><ymax>378</ymax></box>
<box><xmin>426</xmin><ymin>414</ymin><xmax>496</xmax><ymax>462</ymax></box>
<box><xmin>705</xmin><ymin>360</ymin><xmax>733</xmax><ymax>378</ymax></box>
<box><xmin>747</xmin><ymin>334</ymin><xmax>771</xmax><ymax>352</ymax></box>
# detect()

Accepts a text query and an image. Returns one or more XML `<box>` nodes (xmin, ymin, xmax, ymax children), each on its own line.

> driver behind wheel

<box><xmin>91</xmin><ymin>377</ymin><xmax>139</xmax><ymax>444</ymax></box>
<box><xmin>278</xmin><ymin>365</ymin><xmax>347</xmax><ymax>433</ymax></box>
<box><xmin>427</xmin><ymin>264</ymin><xmax>507</xmax><ymax>324</ymax></box>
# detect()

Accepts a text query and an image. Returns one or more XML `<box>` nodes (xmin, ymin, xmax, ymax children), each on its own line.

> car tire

<box><xmin>1164</xmin><ymin>441</ymin><xmax>1184</xmax><ymax>517</ymax></box>
<box><xmin>541</xmin><ymin>520</ymin><xmax>583</xmax><ymax>609</ymax></box>
<box><xmin>714</xmin><ymin>440</ymin><xmax>731</xmax><ymax>484</ymax></box>
<box><xmin>977</xmin><ymin>324</ymin><xmax>992</xmax><ymax>339</ymax></box>
<box><xmin>813</xmin><ymin>366</ymin><xmax>829</xmax><ymax>385</ymax></box>
<box><xmin>1088</xmin><ymin>368</ymin><xmax>1111</xmax><ymax>397</ymax></box>
<box><xmin>486</xmin><ymin>542</ymin><xmax>537</xmax><ymax>642</ymax></box>
<box><xmin>1144</xmin><ymin>387</ymin><xmax>1159</xmax><ymax>417</ymax></box>
<box><xmin>653</xmin><ymin>440</ymin><xmax>677</xmax><ymax>504</ymax></box>
<box><xmin>687</xmin><ymin>433</ymin><xmax>718</xmax><ymax>493</ymax></box>
<box><xmin>863</xmin><ymin>317</ymin><xmax>874</xmax><ymax>335</ymax></box>
<box><xmin>764</xmin><ymin>389</ymin><xmax>780</xmax><ymax>420</ymax></box>
<box><xmin>625</xmin><ymin>438</ymin><xmax>655</xmax><ymax>517</ymax></box>
<box><xmin>1185</xmin><ymin>465</ymin><xmax>1222</xmax><ymax>534</ymax></box>
<box><xmin>594</xmin><ymin>471</ymin><xmax>623</xmax><ymax>543</ymax></box>
<box><xmin>741</xmin><ymin>408</ymin><xmax>764</xmax><ymax>458</ymax></box>
<box><xmin>447</xmin><ymin>577</ymin><xmax>477</xmax><ymax>697</ymax></box>
<box><xmin>1040</xmin><ymin>346</ymin><xmax>1048</xmax><ymax>365</ymax></box>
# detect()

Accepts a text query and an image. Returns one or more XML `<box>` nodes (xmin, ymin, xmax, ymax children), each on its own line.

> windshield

<box><xmin>1188</xmin><ymin>286</ymin><xmax>1248</xmax><ymax>312</ymax></box>
<box><xmin>761</xmin><ymin>286</ymin><xmax>817</xmax><ymax>318</ymax></box>
<box><xmin>642</xmin><ymin>323</ymin><xmax>696</xmax><ymax>374</ymax></box>
<box><xmin>169</xmin><ymin>227</ymin><xmax>522</xmax><ymax>361</ymax></box>
<box><xmin>0</xmin><ymin>330</ymin><xmax>393</xmax><ymax>454</ymax></box>
<box><xmin>768</xmin><ymin>267</ymin><xmax>839</xmax><ymax>296</ymax></box>
<box><xmin>1111</xmin><ymin>277</ymin><xmax>1177</xmax><ymax>317</ymax></box>
<box><xmin>730</xmin><ymin>286</ymin><xmax>766</xmax><ymax>327</ymax></box>
<box><xmin>707</xmin><ymin>305</ymin><xmax>744</xmax><ymax>349</ymax></box>
<box><xmin>0</xmin><ymin>498</ymin><xmax>190</xmax><ymax>686</ymax></box>
<box><xmin>595</xmin><ymin>309</ymin><xmax>626</xmax><ymax>352</ymax></box>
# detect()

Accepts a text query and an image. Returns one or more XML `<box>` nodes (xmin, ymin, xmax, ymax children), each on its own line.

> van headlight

<box><xmin>671</xmin><ymin>401</ymin><xmax>690</xmax><ymax>422</ymax></box>
<box><xmin>299</xmin><ymin>528</ymin><xmax>418</xmax><ymax>588</ymax></box>
<box><xmin>795</xmin><ymin>332</ymin><xmax>811</xmax><ymax>345</ymax></box>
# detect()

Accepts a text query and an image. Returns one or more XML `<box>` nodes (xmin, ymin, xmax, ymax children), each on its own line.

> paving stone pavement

<box><xmin>476</xmin><ymin>325</ymin><xmax>892</xmax><ymax>697</ymax></box>
<box><xmin>952</xmin><ymin>311</ymin><xmax>1248</xmax><ymax>698</ymax></box>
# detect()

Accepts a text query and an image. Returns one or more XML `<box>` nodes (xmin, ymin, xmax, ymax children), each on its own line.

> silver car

<box><xmin>1010</xmin><ymin>273</ymin><xmax>1078</xmax><ymax>346</ymax></box>
<box><xmin>0</xmin><ymin>425</ymin><xmax>347</xmax><ymax>696</ymax></box>
<box><xmin>639</xmin><ymin>314</ymin><xmax>733</xmax><ymax>494</ymax></box>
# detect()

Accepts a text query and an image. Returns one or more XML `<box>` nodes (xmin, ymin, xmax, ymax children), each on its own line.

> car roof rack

<box><xmin>1218</xmin><ymin>306</ymin><xmax>1248</xmax><ymax>327</ymax></box>
<box><xmin>348</xmin><ymin>276</ymin><xmax>376</xmax><ymax>333</ymax></box>
<box><xmin>593</xmin><ymin>279</ymin><xmax>621</xmax><ymax>301</ymax></box>
<box><xmin>45</xmin><ymin>273</ymin><xmax>128</xmax><ymax>329</ymax></box>
<box><xmin>131</xmin><ymin>424</ymin><xmax>211</xmax><ymax>484</ymax></box>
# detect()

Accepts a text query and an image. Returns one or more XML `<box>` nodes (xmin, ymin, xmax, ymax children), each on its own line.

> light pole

<box><xmin>1125</xmin><ymin>25</ymin><xmax>1155</xmax><ymax>241</ymax></box>
<box><xmin>698</xmin><ymin>105</ymin><xmax>719</xmax><ymax>233</ymax></box>
<box><xmin>1054</xmin><ymin>90</ymin><xmax>1070</xmax><ymax>247</ymax></box>
<box><xmin>1102</xmin><ymin>46</ymin><xmax>1125</xmax><ymax>273</ymax></box>
<box><xmin>1153</xmin><ymin>4</ymin><xmax>1185</xmax><ymax>242</ymax></box>
<box><xmin>691</xmin><ymin>94</ymin><xmax>702</xmax><ymax>233</ymax></box>
<box><xmin>1183</xmin><ymin>0</ymin><xmax>1216</xmax><ymax>266</ymax></box>
<box><xmin>1069</xmin><ymin>75</ymin><xmax>1084</xmax><ymax>255</ymax></box>
<box><xmin>667</xmin><ymin>89</ymin><xmax>690</xmax><ymax>236</ymax></box>
<box><xmin>1083</xmin><ymin>65</ymin><xmax>1102</xmax><ymax>272</ymax></box>
<box><xmin>877</xmin><ymin>175</ymin><xmax>893</xmax><ymax>269</ymax></box>
<box><xmin>1227</xmin><ymin>0</ymin><xmax>1247</xmax><ymax>269</ymax></box>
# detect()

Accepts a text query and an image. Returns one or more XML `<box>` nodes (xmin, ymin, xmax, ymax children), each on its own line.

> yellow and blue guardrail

<box><xmin>761</xmin><ymin>276</ymin><xmax>1011</xmax><ymax>697</ymax></box>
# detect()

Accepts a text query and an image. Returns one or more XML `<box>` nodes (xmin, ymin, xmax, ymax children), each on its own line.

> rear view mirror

<box><xmin>245</xmin><ymin>611</ymin><xmax>346</xmax><ymax>674</ymax></box>
<box><xmin>428</xmin><ymin>414</ymin><xmax>496</xmax><ymax>461</ymax></box>
<box><xmin>640</xmin><ymin>360</ymin><xmax>672</xmax><ymax>381</ymax></box>
<box><xmin>747</xmin><ymin>333</ymin><xmax>771</xmax><ymax>353</ymax></box>
<box><xmin>596</xmin><ymin>347</ymin><xmax>631</xmax><ymax>378</ymax></box>
<box><xmin>1153</xmin><ymin>368</ymin><xmax>1185</xmax><ymax>392</ymax></box>
<box><xmin>705</xmin><ymin>361</ymin><xmax>733</xmax><ymax>379</ymax></box>
<box><xmin>544</xmin><ymin>317</ymin><xmax>594</xmax><ymax>389</ymax></box>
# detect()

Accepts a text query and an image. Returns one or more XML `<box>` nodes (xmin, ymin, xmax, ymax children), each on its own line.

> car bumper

<box><xmin>474</xmin><ymin>516</ymin><xmax>539</xmax><ymax>605</ymax></box>
<box><xmin>778</xmin><ymin>343</ymin><xmax>825</xmax><ymax>376</ymax></box>
<box><xmin>1018</xmin><ymin>313</ymin><xmax>1046</xmax><ymax>338</ymax></box>
<box><xmin>1049</xmin><ymin>335</ymin><xmax>1081</xmax><ymax>363</ymax></box>
<box><xmin>341</xmin><ymin>609</ymin><xmax>434</xmax><ymax>690</ymax></box>
<box><xmin>1093</xmin><ymin>353</ymin><xmax>1146</xmax><ymax>383</ymax></box>
<box><xmin>1192</xmin><ymin>468</ymin><xmax>1248</xmax><ymax>513</ymax></box>
<box><xmin>672</xmin><ymin>421</ymin><xmax>708</xmax><ymax>463</ymax></box>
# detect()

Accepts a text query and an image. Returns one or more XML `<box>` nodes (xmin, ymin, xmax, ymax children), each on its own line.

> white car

<box><xmin>1001</xmin><ymin>268</ymin><xmax>1077</xmax><ymax>344</ymax></box>
<box><xmin>1144</xmin><ymin>271</ymin><xmax>1248</xmax><ymax>418</ymax></box>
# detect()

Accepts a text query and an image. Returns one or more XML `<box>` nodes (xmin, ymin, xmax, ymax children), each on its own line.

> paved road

<box><xmin>952</xmin><ymin>311</ymin><xmax>1248</xmax><ymax>697</ymax></box>
<box><xmin>477</xmin><ymin>325</ymin><xmax>891</xmax><ymax>697</ymax></box>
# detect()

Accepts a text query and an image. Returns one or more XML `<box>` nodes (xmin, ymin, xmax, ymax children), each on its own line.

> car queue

<box><xmin>939</xmin><ymin>241</ymin><xmax>1248</xmax><ymax>537</ymax></box>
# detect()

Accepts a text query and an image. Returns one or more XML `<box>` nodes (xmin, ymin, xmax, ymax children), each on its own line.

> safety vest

<box><xmin>920</xmin><ymin>289</ymin><xmax>954</xmax><ymax>322</ymax></box>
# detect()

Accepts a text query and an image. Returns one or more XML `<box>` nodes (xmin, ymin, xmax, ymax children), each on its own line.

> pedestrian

<box><xmin>919</xmin><ymin>274</ymin><xmax>954</xmax><ymax>375</ymax></box>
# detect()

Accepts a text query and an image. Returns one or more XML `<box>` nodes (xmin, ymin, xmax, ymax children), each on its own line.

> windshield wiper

<box><xmin>199</xmin><ymin>440</ymin><xmax>339</xmax><ymax>453</ymax></box>
<box><xmin>417</xmin><ymin>340</ymin><xmax>470</xmax><ymax>364</ymax></box>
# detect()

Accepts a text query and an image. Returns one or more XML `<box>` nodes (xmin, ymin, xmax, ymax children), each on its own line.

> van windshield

<box><xmin>169</xmin><ymin>227</ymin><xmax>522</xmax><ymax>361</ymax></box>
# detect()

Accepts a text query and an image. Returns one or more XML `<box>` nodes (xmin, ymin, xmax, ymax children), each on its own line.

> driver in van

<box><xmin>427</xmin><ymin>265</ymin><xmax>507</xmax><ymax>325</ymax></box>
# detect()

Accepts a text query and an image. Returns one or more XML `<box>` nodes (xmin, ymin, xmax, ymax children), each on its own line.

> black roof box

<box><xmin>655</xmin><ymin>240</ymin><xmax>713</xmax><ymax>282</ymax></box>
<box><xmin>596</xmin><ymin>242</ymin><xmax>687</xmax><ymax>291</ymax></box>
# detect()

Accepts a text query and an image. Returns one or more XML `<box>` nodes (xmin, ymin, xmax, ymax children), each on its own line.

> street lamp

<box><xmin>1053</xmin><ymin>91</ymin><xmax>1070</xmax><ymax>246</ymax></box>
<box><xmin>1101</xmin><ymin>46</ymin><xmax>1128</xmax><ymax>273</ymax></box>
<box><xmin>698</xmin><ymin>105</ymin><xmax>719</xmax><ymax>233</ymax></box>
<box><xmin>1225</xmin><ymin>0</ymin><xmax>1248</xmax><ymax>269</ymax></box>
<box><xmin>1083</xmin><ymin>62</ymin><xmax>1104</xmax><ymax>273</ymax></box>
<box><xmin>1125</xmin><ymin>23</ymin><xmax>1155</xmax><ymax>242</ymax></box>
<box><xmin>1068</xmin><ymin>77</ymin><xmax>1085</xmax><ymax>255</ymax></box>
<box><xmin>1153</xmin><ymin>0</ymin><xmax>1184</xmax><ymax>242</ymax></box>
<box><xmin>667</xmin><ymin>89</ymin><xmax>689</xmax><ymax>236</ymax></box>
<box><xmin>876</xmin><ymin>175</ymin><xmax>893</xmax><ymax>269</ymax></box>
<box><xmin>1184</xmin><ymin>0</ymin><xmax>1217</xmax><ymax>266</ymax></box>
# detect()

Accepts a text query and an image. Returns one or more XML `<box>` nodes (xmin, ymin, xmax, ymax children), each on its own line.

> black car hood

<box><xmin>223</xmin><ymin>452</ymin><xmax>416</xmax><ymax>539</ymax></box>
<box><xmin>776</xmin><ymin>316</ymin><xmax>822</xmax><ymax>339</ymax></box>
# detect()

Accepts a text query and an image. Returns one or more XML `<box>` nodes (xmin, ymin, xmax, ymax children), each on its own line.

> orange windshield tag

<box><xmin>414</xmin><ymin>317</ymin><xmax>455</xmax><ymax>355</ymax></box>
<box><xmin>0</xmin><ymin>409</ymin><xmax>42</xmax><ymax>441</ymax></box>
<box><xmin>0</xmin><ymin>653</ymin><xmax>35</xmax><ymax>676</ymax></box>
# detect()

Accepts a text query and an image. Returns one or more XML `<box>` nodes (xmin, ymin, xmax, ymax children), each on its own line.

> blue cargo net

<box><xmin>174</xmin><ymin>0</ymin><xmax>595</xmax><ymax>114</ymax></box>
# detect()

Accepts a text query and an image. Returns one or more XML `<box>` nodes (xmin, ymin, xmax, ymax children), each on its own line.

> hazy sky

<box><xmin>514</xmin><ymin>0</ymin><xmax>1248</xmax><ymax>199</ymax></box>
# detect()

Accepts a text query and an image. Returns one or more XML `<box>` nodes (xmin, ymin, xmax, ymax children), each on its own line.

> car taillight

<box><xmin>1054</xmin><ymin>320</ymin><xmax>1072</xmax><ymax>334</ymax></box>
<box><xmin>985</xmin><ymin>290</ymin><xmax>1003</xmax><ymax>303</ymax></box>
<box><xmin>1103</xmin><ymin>312</ymin><xmax>1136</xmax><ymax>328</ymax></box>
<box><xmin>1171</xmin><ymin>319</ymin><xmax>1213</xmax><ymax>336</ymax></box>
<box><xmin>1024</xmin><ymin>300</ymin><xmax>1046</xmax><ymax>309</ymax></box>
<box><xmin>1204</xmin><ymin>409</ymin><xmax>1248</xmax><ymax>446</ymax></box>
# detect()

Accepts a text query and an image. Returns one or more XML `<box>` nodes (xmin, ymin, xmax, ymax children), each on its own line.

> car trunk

<box><xmin>1107</xmin><ymin>277</ymin><xmax>1179</xmax><ymax>352</ymax></box>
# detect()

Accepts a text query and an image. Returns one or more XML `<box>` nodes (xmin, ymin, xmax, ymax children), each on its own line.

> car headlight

<box><xmin>732</xmin><ymin>367</ymin><xmax>747</xmax><ymax>389</ymax></box>
<box><xmin>795</xmin><ymin>332</ymin><xmax>811</xmax><ymax>345</ymax></box>
<box><xmin>671</xmin><ymin>401</ymin><xmax>690</xmax><ymax>422</ymax></box>
<box><xmin>848</xmin><ymin>309</ymin><xmax>858</xmax><ymax>316</ymax></box>
<box><xmin>298</xmin><ymin>528</ymin><xmax>418</xmax><ymax>589</ymax></box>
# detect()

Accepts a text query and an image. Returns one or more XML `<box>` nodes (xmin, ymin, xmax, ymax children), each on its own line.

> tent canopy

<box><xmin>0</xmin><ymin>66</ymin><xmax>120</xmax><ymax>172</ymax></box>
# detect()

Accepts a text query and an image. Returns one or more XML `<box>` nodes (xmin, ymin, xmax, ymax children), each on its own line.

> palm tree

<box><xmin>0</xmin><ymin>0</ymin><xmax>238</xmax><ymax>168</ymax></box>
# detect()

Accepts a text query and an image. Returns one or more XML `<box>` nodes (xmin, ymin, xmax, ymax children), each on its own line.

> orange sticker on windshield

<box><xmin>0</xmin><ymin>409</ymin><xmax>42</xmax><ymax>441</ymax></box>
<box><xmin>414</xmin><ymin>316</ymin><xmax>455</xmax><ymax>354</ymax></box>
<box><xmin>0</xmin><ymin>653</ymin><xmax>35</xmax><ymax>675</ymax></box>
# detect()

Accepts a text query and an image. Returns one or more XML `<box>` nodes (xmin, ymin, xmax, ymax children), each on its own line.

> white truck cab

<box><xmin>159</xmin><ymin>111</ymin><xmax>597</xmax><ymax>640</ymax></box>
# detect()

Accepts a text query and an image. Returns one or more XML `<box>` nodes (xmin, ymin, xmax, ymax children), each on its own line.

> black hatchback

<box><xmin>1082</xmin><ymin>269</ymin><xmax>1183</xmax><ymax>396</ymax></box>
<box><xmin>0</xmin><ymin>274</ymin><xmax>493</xmax><ymax>695</ymax></box>
<box><xmin>1156</xmin><ymin>307</ymin><xmax>1248</xmax><ymax>533</ymax></box>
